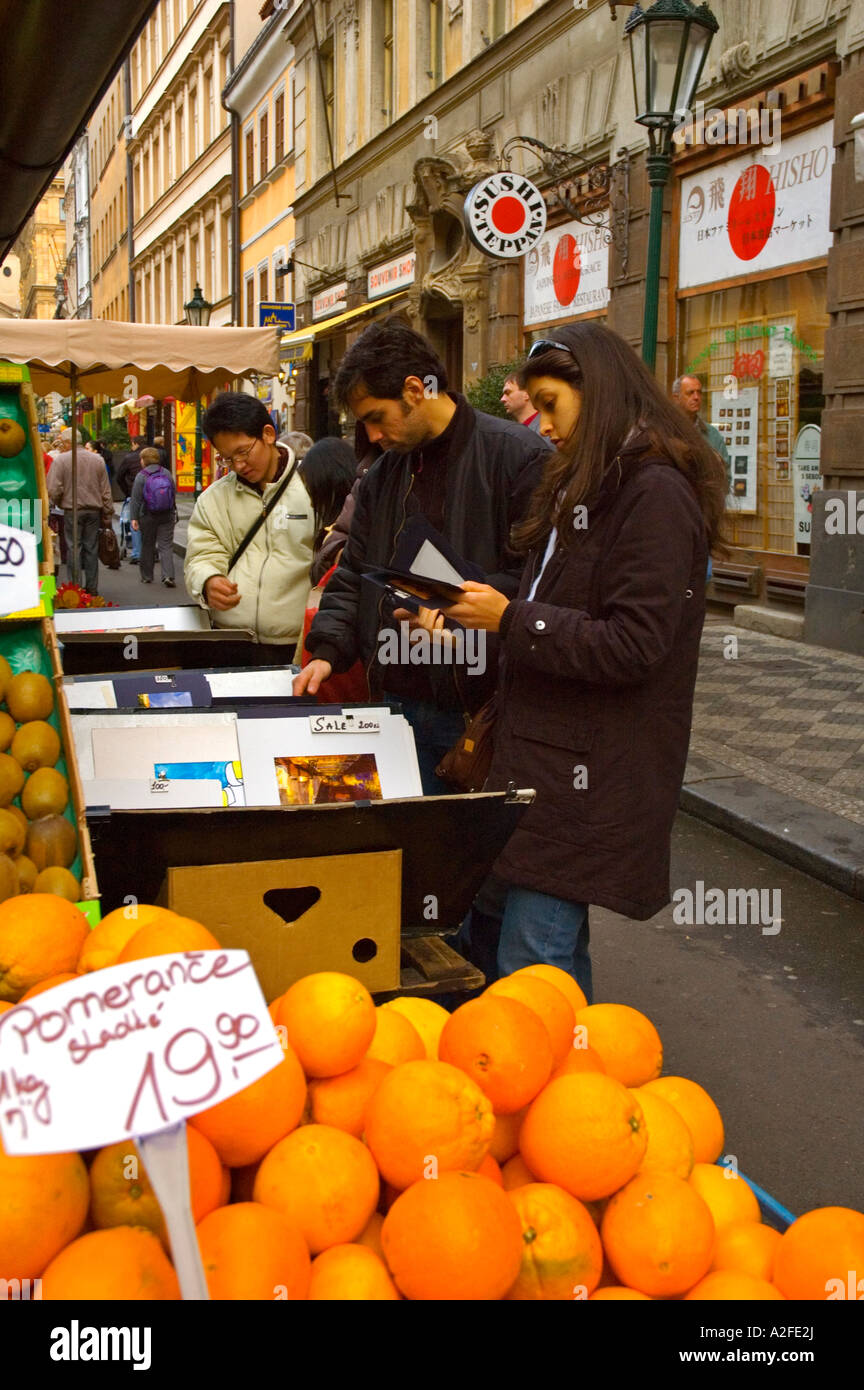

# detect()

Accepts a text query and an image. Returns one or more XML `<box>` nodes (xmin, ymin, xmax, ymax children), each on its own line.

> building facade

<box><xmin>60</xmin><ymin>135</ymin><xmax>93</xmax><ymax>319</ymax></box>
<box><xmin>11</xmin><ymin>176</ymin><xmax>66</xmax><ymax>320</ymax></box>
<box><xmin>90</xmin><ymin>72</ymin><xmax>131</xmax><ymax>323</ymax></box>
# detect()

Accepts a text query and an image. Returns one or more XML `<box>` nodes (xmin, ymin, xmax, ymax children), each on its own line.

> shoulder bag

<box><xmin>435</xmin><ymin>695</ymin><xmax>497</xmax><ymax>793</ymax></box>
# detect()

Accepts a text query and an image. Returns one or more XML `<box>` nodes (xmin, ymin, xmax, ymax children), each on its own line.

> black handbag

<box><xmin>435</xmin><ymin>696</ymin><xmax>497</xmax><ymax>793</ymax></box>
<box><xmin>98</xmin><ymin>524</ymin><xmax>121</xmax><ymax>570</ymax></box>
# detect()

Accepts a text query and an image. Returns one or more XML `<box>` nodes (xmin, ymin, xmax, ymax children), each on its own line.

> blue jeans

<box><xmin>457</xmin><ymin>881</ymin><xmax>593</xmax><ymax>1002</ymax></box>
<box><xmin>384</xmin><ymin>693</ymin><xmax>467</xmax><ymax>796</ymax></box>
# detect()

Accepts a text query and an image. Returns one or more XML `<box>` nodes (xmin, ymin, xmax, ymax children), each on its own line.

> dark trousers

<box><xmin>139</xmin><ymin>512</ymin><xmax>175</xmax><ymax>583</ymax></box>
<box><xmin>64</xmin><ymin>509</ymin><xmax>100</xmax><ymax>594</ymax></box>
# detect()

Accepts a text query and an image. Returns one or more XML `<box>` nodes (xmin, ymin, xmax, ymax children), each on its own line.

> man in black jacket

<box><xmin>293</xmin><ymin>320</ymin><xmax>549</xmax><ymax>792</ymax></box>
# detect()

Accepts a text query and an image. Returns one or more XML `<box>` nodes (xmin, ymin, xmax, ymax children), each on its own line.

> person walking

<box><xmin>500</xmin><ymin>371</ymin><xmax>543</xmax><ymax>433</ymax></box>
<box><xmin>46</xmin><ymin>429</ymin><xmax>114</xmax><ymax>594</ymax></box>
<box><xmin>439</xmin><ymin>323</ymin><xmax>727</xmax><ymax>999</ymax></box>
<box><xmin>671</xmin><ymin>374</ymin><xmax>731</xmax><ymax>490</ymax></box>
<box><xmin>184</xmin><ymin>393</ymin><xmax>316</xmax><ymax>660</ymax></box>
<box><xmin>130</xmin><ymin>446</ymin><xmax>177</xmax><ymax>587</ymax></box>
<box><xmin>292</xmin><ymin>319</ymin><xmax>549</xmax><ymax>792</ymax></box>
<box><xmin>116</xmin><ymin>438</ymin><xmax>144</xmax><ymax>564</ymax></box>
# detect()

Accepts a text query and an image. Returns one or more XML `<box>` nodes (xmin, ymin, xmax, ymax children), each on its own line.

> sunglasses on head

<box><xmin>527</xmin><ymin>339</ymin><xmax>573</xmax><ymax>359</ymax></box>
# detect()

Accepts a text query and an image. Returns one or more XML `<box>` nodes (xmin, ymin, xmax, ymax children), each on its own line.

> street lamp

<box><xmin>621</xmin><ymin>0</ymin><xmax>719</xmax><ymax>370</ymax></box>
<box><xmin>183</xmin><ymin>283</ymin><xmax>213</xmax><ymax>497</ymax></box>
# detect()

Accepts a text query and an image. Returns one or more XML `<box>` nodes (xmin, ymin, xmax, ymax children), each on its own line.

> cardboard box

<box><xmin>161</xmin><ymin>849</ymin><xmax>402</xmax><ymax>997</ymax></box>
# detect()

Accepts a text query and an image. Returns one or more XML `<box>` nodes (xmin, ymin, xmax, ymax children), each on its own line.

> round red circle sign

<box><xmin>727</xmin><ymin>165</ymin><xmax>776</xmax><ymax>261</ymax></box>
<box><xmin>552</xmin><ymin>233</ymin><xmax>581</xmax><ymax>306</ymax></box>
<box><xmin>464</xmin><ymin>173</ymin><xmax>547</xmax><ymax>259</ymax></box>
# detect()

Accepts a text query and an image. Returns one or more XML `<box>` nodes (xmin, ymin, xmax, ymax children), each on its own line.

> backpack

<box><xmin>142</xmin><ymin>467</ymin><xmax>175</xmax><ymax>514</ymax></box>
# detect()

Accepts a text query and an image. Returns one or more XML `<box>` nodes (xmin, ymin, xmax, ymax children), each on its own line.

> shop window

<box><xmin>678</xmin><ymin>267</ymin><xmax>828</xmax><ymax>557</ymax></box>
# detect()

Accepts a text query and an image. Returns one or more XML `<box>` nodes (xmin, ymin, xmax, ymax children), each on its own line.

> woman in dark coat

<box><xmin>441</xmin><ymin>322</ymin><xmax>727</xmax><ymax>1000</ymax></box>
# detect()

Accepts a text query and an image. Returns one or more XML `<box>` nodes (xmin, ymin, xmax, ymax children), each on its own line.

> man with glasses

<box><xmin>184</xmin><ymin>392</ymin><xmax>314</xmax><ymax>659</ymax></box>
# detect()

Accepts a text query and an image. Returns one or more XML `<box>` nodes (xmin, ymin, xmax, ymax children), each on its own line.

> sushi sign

<box><xmin>523</xmin><ymin>217</ymin><xmax>610</xmax><ymax>327</ymax></box>
<box><xmin>464</xmin><ymin>173</ymin><xmax>547</xmax><ymax>258</ymax></box>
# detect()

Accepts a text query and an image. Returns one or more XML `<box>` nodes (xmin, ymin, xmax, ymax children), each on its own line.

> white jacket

<box><xmin>184</xmin><ymin>448</ymin><xmax>314</xmax><ymax>644</ymax></box>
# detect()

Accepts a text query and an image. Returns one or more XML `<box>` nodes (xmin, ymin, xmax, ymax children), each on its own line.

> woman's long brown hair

<box><xmin>513</xmin><ymin>321</ymin><xmax>728</xmax><ymax>555</ymax></box>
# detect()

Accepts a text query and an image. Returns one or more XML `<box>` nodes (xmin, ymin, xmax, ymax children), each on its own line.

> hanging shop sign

<box><xmin>523</xmin><ymin>217</ymin><xmax>610</xmax><ymax>326</ymax></box>
<box><xmin>258</xmin><ymin>301</ymin><xmax>296</xmax><ymax>331</ymax></box>
<box><xmin>464</xmin><ymin>172</ymin><xmax>547</xmax><ymax>258</ymax></box>
<box><xmin>792</xmin><ymin>424</ymin><xmax>822</xmax><ymax>555</ymax></box>
<box><xmin>679</xmin><ymin>121</ymin><xmax>833</xmax><ymax>290</ymax></box>
<box><xmin>711</xmin><ymin>385</ymin><xmax>760</xmax><ymax>513</ymax></box>
<box><xmin>312</xmin><ymin>281</ymin><xmax>348</xmax><ymax>321</ymax></box>
<box><xmin>368</xmin><ymin>252</ymin><xmax>416</xmax><ymax>300</ymax></box>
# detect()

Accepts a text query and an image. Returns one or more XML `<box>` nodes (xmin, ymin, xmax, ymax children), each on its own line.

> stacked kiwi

<box><xmin>0</xmin><ymin>655</ymin><xmax>80</xmax><ymax>903</ymax></box>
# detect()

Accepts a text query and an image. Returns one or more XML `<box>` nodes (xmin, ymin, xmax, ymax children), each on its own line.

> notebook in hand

<box><xmin>361</xmin><ymin>516</ymin><xmax>483</xmax><ymax>612</ymax></box>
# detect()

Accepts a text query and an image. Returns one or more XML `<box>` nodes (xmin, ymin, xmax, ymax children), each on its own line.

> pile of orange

<box><xmin>1</xmin><ymin>900</ymin><xmax>863</xmax><ymax>1301</ymax></box>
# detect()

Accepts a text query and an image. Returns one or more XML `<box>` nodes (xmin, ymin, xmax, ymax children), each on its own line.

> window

<box><xmin>189</xmin><ymin>87</ymin><xmax>199</xmax><ymax>162</ymax></box>
<box><xmin>175</xmin><ymin>102</ymin><xmax>185</xmax><ymax>176</ymax></box>
<box><xmin>165</xmin><ymin>120</ymin><xmax>172</xmax><ymax>185</ymax></box>
<box><xmin>245</xmin><ymin>273</ymin><xmax>255</xmax><ymax>326</ymax></box>
<box><xmin>220</xmin><ymin>212</ymin><xmax>230</xmax><ymax>303</ymax></box>
<box><xmin>274</xmin><ymin>90</ymin><xmax>285</xmax><ymax>164</ymax></box>
<box><xmin>152</xmin><ymin>132</ymin><xmax>160</xmax><ymax>197</ymax></box>
<box><xmin>164</xmin><ymin>255</ymin><xmax>174</xmax><ymax>323</ymax></box>
<box><xmin>273</xmin><ymin>251</ymin><xmax>285</xmax><ymax>302</ymax></box>
<box><xmin>245</xmin><ymin>126</ymin><xmax>255</xmax><ymax>191</ymax></box>
<box><xmin>382</xmin><ymin>2</ymin><xmax>394</xmax><ymax>119</ymax></box>
<box><xmin>258</xmin><ymin>263</ymin><xmax>268</xmax><ymax>307</ymax></box>
<box><xmin>176</xmin><ymin>246</ymin><xmax>186</xmax><ymax>317</ymax></box>
<box><xmin>142</xmin><ymin>147</ymin><xmax>150</xmax><ymax>210</ymax></box>
<box><xmin>204</xmin><ymin>69</ymin><xmax>213</xmax><ymax>146</ymax></box>
<box><xmin>190</xmin><ymin>235</ymin><xmax>200</xmax><ymax>288</ymax></box>
<box><xmin>321</xmin><ymin>37</ymin><xmax>335</xmax><ymax>128</ymax></box>
<box><xmin>259</xmin><ymin>110</ymin><xmax>269</xmax><ymax>180</ymax></box>
<box><xmin>153</xmin><ymin>261</ymin><xmax>162</xmax><ymax>322</ymax></box>
<box><xmin>133</xmin><ymin>158</ymin><xmax>141</xmax><ymax>215</ymax></box>
<box><xmin>430</xmin><ymin>1</ymin><xmax>443</xmax><ymax>86</ymax></box>
<box><xmin>205</xmin><ymin>224</ymin><xmax>214</xmax><ymax>302</ymax></box>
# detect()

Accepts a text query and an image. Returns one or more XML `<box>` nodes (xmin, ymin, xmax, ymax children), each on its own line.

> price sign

<box><xmin>0</xmin><ymin>523</ymin><xmax>38</xmax><ymax>618</ymax></box>
<box><xmin>0</xmin><ymin>950</ymin><xmax>282</xmax><ymax>1155</ymax></box>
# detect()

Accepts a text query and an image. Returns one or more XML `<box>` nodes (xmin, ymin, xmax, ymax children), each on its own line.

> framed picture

<box><xmin>775</xmin><ymin>377</ymin><xmax>791</xmax><ymax>402</ymax></box>
<box><xmin>776</xmin><ymin>397</ymin><xmax>790</xmax><ymax>419</ymax></box>
<box><xmin>776</xmin><ymin>461</ymin><xmax>791</xmax><ymax>481</ymax></box>
<box><xmin>776</xmin><ymin>420</ymin><xmax>790</xmax><ymax>455</ymax></box>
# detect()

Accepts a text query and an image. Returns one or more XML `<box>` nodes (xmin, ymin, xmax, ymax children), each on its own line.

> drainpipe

<box><xmin>124</xmin><ymin>55</ymin><xmax>136</xmax><ymax>321</ymax></box>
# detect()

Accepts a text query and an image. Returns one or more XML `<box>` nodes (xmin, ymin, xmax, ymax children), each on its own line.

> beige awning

<box><xmin>0</xmin><ymin>318</ymin><xmax>280</xmax><ymax>399</ymax></box>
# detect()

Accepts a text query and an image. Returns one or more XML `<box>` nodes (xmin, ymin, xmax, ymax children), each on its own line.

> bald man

<box><xmin>672</xmin><ymin>375</ymin><xmax>731</xmax><ymax>490</ymax></box>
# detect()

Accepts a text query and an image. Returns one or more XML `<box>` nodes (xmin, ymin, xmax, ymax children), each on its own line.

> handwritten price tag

<box><xmin>0</xmin><ymin>950</ymin><xmax>282</xmax><ymax>1155</ymax></box>
<box><xmin>0</xmin><ymin>523</ymin><xmax>38</xmax><ymax>619</ymax></box>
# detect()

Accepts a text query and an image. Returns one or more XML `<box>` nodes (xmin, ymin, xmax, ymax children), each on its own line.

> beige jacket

<box><xmin>184</xmin><ymin>448</ymin><xmax>314</xmax><ymax>645</ymax></box>
<box><xmin>47</xmin><ymin>448</ymin><xmax>114</xmax><ymax>518</ymax></box>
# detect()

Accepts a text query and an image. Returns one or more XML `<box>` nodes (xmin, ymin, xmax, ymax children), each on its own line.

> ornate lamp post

<box><xmin>183</xmin><ymin>283</ymin><xmax>213</xmax><ymax>497</ymax></box>
<box><xmin>619</xmin><ymin>0</ymin><xmax>719</xmax><ymax>370</ymax></box>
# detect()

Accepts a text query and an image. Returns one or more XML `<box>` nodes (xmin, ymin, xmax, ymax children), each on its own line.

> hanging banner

<box><xmin>679</xmin><ymin>121</ymin><xmax>833</xmax><ymax>290</ymax></box>
<box><xmin>175</xmin><ymin>400</ymin><xmax>211</xmax><ymax>494</ymax></box>
<box><xmin>523</xmin><ymin>217</ymin><xmax>610</xmax><ymax>326</ymax></box>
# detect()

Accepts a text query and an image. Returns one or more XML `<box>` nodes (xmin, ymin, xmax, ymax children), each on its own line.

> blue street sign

<box><xmin>259</xmin><ymin>302</ymin><xmax>296</xmax><ymax>330</ymax></box>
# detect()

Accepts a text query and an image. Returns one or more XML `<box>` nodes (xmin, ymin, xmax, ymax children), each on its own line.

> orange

<box><xmin>506</xmin><ymin>1183</ymin><xmax>603</xmax><ymax>1300</ymax></box>
<box><xmin>18</xmin><ymin>971</ymin><xmax>78</xmax><ymax>1000</ymax></box>
<box><xmin>477</xmin><ymin>1152</ymin><xmax>503</xmax><ymax>1186</ymax></box>
<box><xmin>685</xmin><ymin>1271</ymin><xmax>785</xmax><ymax>1300</ymax></box>
<box><xmin>590</xmin><ymin>1286</ymin><xmax>652</xmax><ymax>1300</ymax></box>
<box><xmin>41</xmin><ymin>1227</ymin><xmax>180</xmax><ymax>1300</ymax></box>
<box><xmin>77</xmin><ymin>904</ymin><xmax>182</xmax><ymax>974</ymax></box>
<box><xmin>366</xmin><ymin>1006</ymin><xmax>425</xmax><ymax>1066</ymax></box>
<box><xmin>520</xmin><ymin>1073</ymin><xmax>647</xmax><ymax>1201</ymax></box>
<box><xmin>356</xmin><ymin>1211</ymin><xmax>385</xmax><ymax>1260</ymax></box>
<box><xmin>116</xmin><ymin>916</ymin><xmax>221</xmax><ymax>964</ymax></box>
<box><xmin>438</xmin><ymin>994</ymin><xmax>553</xmax><ymax>1114</ymax></box>
<box><xmin>308</xmin><ymin>1057</ymin><xmax>392</xmax><ymax>1138</ymax></box>
<box><xmin>510</xmin><ymin>963</ymin><xmax>587</xmax><ymax>1015</ymax></box>
<box><xmin>773</xmin><ymin>1206</ymin><xmax>864</xmax><ymax>1301</ymax></box>
<box><xmin>551</xmin><ymin>1044</ymin><xmax>606</xmax><ymax>1080</ymax></box>
<box><xmin>254</xmin><ymin>1124</ymin><xmax>379</xmax><ymax>1255</ymax></box>
<box><xmin>308</xmin><ymin>1243</ymin><xmax>401</xmax><ymax>1300</ymax></box>
<box><xmin>0</xmin><ymin>1139</ymin><xmax>89</xmax><ymax>1280</ymax></box>
<box><xmin>489</xmin><ymin>1106</ymin><xmax>527</xmax><ymax>1163</ymax></box>
<box><xmin>89</xmin><ymin>1127</ymin><xmax>224</xmax><ymax>1247</ymax></box>
<box><xmin>0</xmin><ymin>894</ymin><xmax>90</xmax><ymax>1001</ymax></box>
<box><xmin>601</xmin><ymin>1172</ymin><xmax>715</xmax><ymax>1298</ymax></box>
<box><xmin>487</xmin><ymin>974</ymin><xmax>574</xmax><ymax>1066</ymax></box>
<box><xmin>268</xmin><ymin>996</ymin><xmax>283</xmax><ymax>1024</ymax></box>
<box><xmin>502</xmin><ymin>1154</ymin><xmax>536</xmax><ymax>1191</ymax></box>
<box><xmin>711</xmin><ymin>1220</ymin><xmax>781</xmax><ymax>1281</ymax></box>
<box><xmin>640</xmin><ymin>1075</ymin><xmax>724</xmax><ymax>1164</ymax></box>
<box><xmin>574</xmin><ymin>1003</ymin><xmax>662</xmax><ymax>1086</ymax></box>
<box><xmin>382</xmin><ymin>1171</ymin><xmax>524</xmax><ymax>1300</ymax></box>
<box><xmin>196</xmin><ymin>1201</ymin><xmax>311</xmax><ymax>1300</ymax></box>
<box><xmin>276</xmin><ymin>972</ymin><xmax>376</xmax><ymax>1078</ymax></box>
<box><xmin>364</xmin><ymin>1059</ymin><xmax>494</xmax><ymax>1190</ymax></box>
<box><xmin>380</xmin><ymin>996</ymin><xmax>449</xmax><ymax>1058</ymax></box>
<box><xmin>689</xmin><ymin>1162</ymin><xmax>760</xmax><ymax>1228</ymax></box>
<box><xmin>0</xmin><ymin>1000</ymin><xmax>12</xmax><ymax>1014</ymax></box>
<box><xmin>631</xmin><ymin>1087</ymin><xmax>694</xmax><ymax>1179</ymax></box>
<box><xmin>190</xmin><ymin>1046</ymin><xmax>306</xmax><ymax>1167</ymax></box>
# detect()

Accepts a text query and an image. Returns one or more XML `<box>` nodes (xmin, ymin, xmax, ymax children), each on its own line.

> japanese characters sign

<box><xmin>679</xmin><ymin>122</ymin><xmax>833</xmax><ymax>289</ymax></box>
<box><xmin>0</xmin><ymin>951</ymin><xmax>282</xmax><ymax>1154</ymax></box>
<box><xmin>523</xmin><ymin>217</ymin><xmax>610</xmax><ymax>326</ymax></box>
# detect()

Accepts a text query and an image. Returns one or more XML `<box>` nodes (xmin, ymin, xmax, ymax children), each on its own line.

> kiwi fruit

<box><xmin>0</xmin><ymin>654</ymin><xmax>11</xmax><ymax>702</ymax></box>
<box><xmin>0</xmin><ymin>807</ymin><xmax>26</xmax><ymax>857</ymax></box>
<box><xmin>5</xmin><ymin>804</ymin><xmax>28</xmax><ymax>837</ymax></box>
<box><xmin>0</xmin><ymin>711</ymin><xmax>15</xmax><ymax>751</ymax></box>
<box><xmin>16</xmin><ymin>855</ymin><xmax>37</xmax><ymax>893</ymax></box>
<box><xmin>11</xmin><ymin>720</ymin><xmax>61</xmax><ymax>772</ymax></box>
<box><xmin>34</xmin><ymin>866</ymin><xmax>81</xmax><ymax>902</ymax></box>
<box><xmin>5</xmin><ymin>670</ymin><xmax>54</xmax><ymax>722</ymax></box>
<box><xmin>26</xmin><ymin>814</ymin><xmax>77</xmax><ymax>871</ymax></box>
<box><xmin>0</xmin><ymin>752</ymin><xmax>25</xmax><ymax>806</ymax></box>
<box><xmin>0</xmin><ymin>852</ymin><xmax>18</xmax><ymax>902</ymax></box>
<box><xmin>21</xmin><ymin>766</ymin><xmax>68</xmax><ymax>820</ymax></box>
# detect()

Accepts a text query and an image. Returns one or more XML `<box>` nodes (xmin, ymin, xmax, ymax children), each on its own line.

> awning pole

<box><xmin>71</xmin><ymin>365</ymin><xmax>79</xmax><ymax>586</ymax></box>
